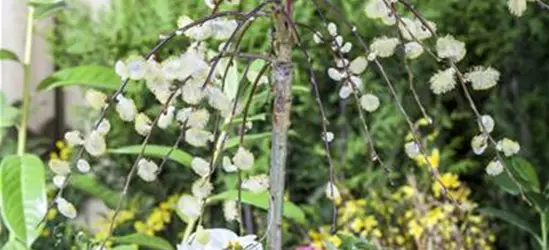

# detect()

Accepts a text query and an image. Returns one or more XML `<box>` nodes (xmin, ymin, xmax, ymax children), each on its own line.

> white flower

<box><xmin>177</xmin><ymin>15</ymin><xmax>213</xmax><ymax>41</ymax></box>
<box><xmin>233</xmin><ymin>147</ymin><xmax>254</xmax><ymax>170</ymax></box>
<box><xmin>223</xmin><ymin>200</ymin><xmax>238</xmax><ymax>222</ymax></box>
<box><xmin>436</xmin><ymin>35</ymin><xmax>466</xmax><ymax>62</ymax></box>
<box><xmin>465</xmin><ymin>66</ymin><xmax>500</xmax><ymax>90</ymax></box>
<box><xmin>77</xmin><ymin>159</ymin><xmax>91</xmax><ymax>173</ymax></box>
<box><xmin>360</xmin><ymin>94</ymin><xmax>380</xmax><ymax>112</ymax></box>
<box><xmin>404</xmin><ymin>141</ymin><xmax>420</xmax><ymax>158</ymax></box>
<box><xmin>186</xmin><ymin>128</ymin><xmax>213</xmax><ymax>147</ymax></box>
<box><xmin>178</xmin><ymin>228</ymin><xmax>262</xmax><ymax>250</ymax></box>
<box><xmin>207</xmin><ymin>87</ymin><xmax>232</xmax><ymax>116</ymax></box>
<box><xmin>486</xmin><ymin>160</ymin><xmax>504</xmax><ymax>176</ymax></box>
<box><xmin>192</xmin><ymin>179</ymin><xmax>213</xmax><ymax>199</ymax></box>
<box><xmin>161</xmin><ymin>56</ymin><xmax>186</xmax><ymax>81</ymax></box>
<box><xmin>364</xmin><ymin>0</ymin><xmax>391</xmax><ymax>20</ymax></box>
<box><xmin>340</xmin><ymin>42</ymin><xmax>353</xmax><ymax>53</ymax></box>
<box><xmin>115</xmin><ymin>94</ymin><xmax>137</xmax><ymax>122</ymax></box>
<box><xmin>327</xmin><ymin>22</ymin><xmax>338</xmax><ymax>36</ymax></box>
<box><xmin>349</xmin><ymin>56</ymin><xmax>368</xmax><ymax>75</ymax></box>
<box><xmin>370</xmin><ymin>37</ymin><xmax>400</xmax><ymax>58</ymax></box>
<box><xmin>177</xmin><ymin>195</ymin><xmax>202</xmax><ymax>220</ymax></box>
<box><xmin>64</xmin><ymin>130</ymin><xmax>84</xmax><ymax>146</ymax></box>
<box><xmin>313</xmin><ymin>32</ymin><xmax>323</xmax><ymax>44</ymax></box>
<box><xmin>210</xmin><ymin>19</ymin><xmax>238</xmax><ymax>40</ymax></box>
<box><xmin>84</xmin><ymin>131</ymin><xmax>107</xmax><ymax>156</ymax></box>
<box><xmin>339</xmin><ymin>85</ymin><xmax>353</xmax><ymax>99</ymax></box>
<box><xmin>85</xmin><ymin>89</ymin><xmax>107</xmax><ymax>110</ymax></box>
<box><xmin>158</xmin><ymin>106</ymin><xmax>176</xmax><ymax>129</ymax></box>
<box><xmin>56</xmin><ymin>198</ymin><xmax>77</xmax><ymax>219</ymax></box>
<box><xmin>53</xmin><ymin>175</ymin><xmax>66</xmax><ymax>188</ymax></box>
<box><xmin>192</xmin><ymin>157</ymin><xmax>211</xmax><ymax>178</ymax></box>
<box><xmin>347</xmin><ymin>75</ymin><xmax>363</xmax><ymax>89</ymax></box>
<box><xmin>323</xmin><ymin>131</ymin><xmax>334</xmax><ymax>143</ymax></box>
<box><xmin>405</xmin><ymin>42</ymin><xmax>424</xmax><ymax>59</ymax></box>
<box><xmin>115</xmin><ymin>56</ymin><xmax>148</xmax><ymax>80</ymax></box>
<box><xmin>328</xmin><ymin>68</ymin><xmax>344</xmax><ymax>81</ymax></box>
<box><xmin>479</xmin><ymin>115</ymin><xmax>495</xmax><ymax>133</ymax></box>
<box><xmin>471</xmin><ymin>135</ymin><xmax>488</xmax><ymax>155</ymax></box>
<box><xmin>182</xmin><ymin>82</ymin><xmax>206</xmax><ymax>105</ymax></box>
<box><xmin>188</xmin><ymin>109</ymin><xmax>210</xmax><ymax>129</ymax></box>
<box><xmin>242</xmin><ymin>174</ymin><xmax>269</xmax><ymax>193</ymax></box>
<box><xmin>398</xmin><ymin>18</ymin><xmax>437</xmax><ymax>41</ymax></box>
<box><xmin>96</xmin><ymin>119</ymin><xmax>111</xmax><ymax>136</ymax></box>
<box><xmin>429</xmin><ymin>68</ymin><xmax>456</xmax><ymax>95</ymax></box>
<box><xmin>325</xmin><ymin>182</ymin><xmax>341</xmax><ymax>201</ymax></box>
<box><xmin>135</xmin><ymin>113</ymin><xmax>152</xmax><ymax>136</ymax></box>
<box><xmin>181</xmin><ymin>51</ymin><xmax>210</xmax><ymax>81</ymax></box>
<box><xmin>137</xmin><ymin>158</ymin><xmax>159</xmax><ymax>182</ymax></box>
<box><xmin>176</xmin><ymin>108</ymin><xmax>193</xmax><ymax>124</ymax></box>
<box><xmin>222</xmin><ymin>156</ymin><xmax>237</xmax><ymax>172</ymax></box>
<box><xmin>508</xmin><ymin>0</ymin><xmax>527</xmax><ymax>17</ymax></box>
<box><xmin>497</xmin><ymin>138</ymin><xmax>520</xmax><ymax>156</ymax></box>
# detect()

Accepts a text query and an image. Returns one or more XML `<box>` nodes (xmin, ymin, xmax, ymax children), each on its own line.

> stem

<box><xmin>268</xmin><ymin>2</ymin><xmax>294</xmax><ymax>249</ymax></box>
<box><xmin>183</xmin><ymin>218</ymin><xmax>197</xmax><ymax>241</ymax></box>
<box><xmin>17</xmin><ymin>7</ymin><xmax>35</xmax><ymax>156</ymax></box>
<box><xmin>541</xmin><ymin>212</ymin><xmax>547</xmax><ymax>250</ymax></box>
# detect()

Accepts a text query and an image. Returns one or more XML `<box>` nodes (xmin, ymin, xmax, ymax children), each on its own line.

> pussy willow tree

<box><xmin>39</xmin><ymin>0</ymin><xmax>549</xmax><ymax>249</ymax></box>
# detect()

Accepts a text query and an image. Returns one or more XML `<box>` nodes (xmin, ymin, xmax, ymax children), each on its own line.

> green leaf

<box><xmin>0</xmin><ymin>92</ymin><xmax>20</xmax><ymax>128</ymax></box>
<box><xmin>33</xmin><ymin>1</ymin><xmax>66</xmax><ymax>20</ymax></box>
<box><xmin>112</xmin><ymin>234</ymin><xmax>174</xmax><ymax>250</ymax></box>
<box><xmin>479</xmin><ymin>207</ymin><xmax>541</xmax><ymax>242</ymax></box>
<box><xmin>207</xmin><ymin>190</ymin><xmax>306</xmax><ymax>224</ymax></box>
<box><xmin>70</xmin><ymin>174</ymin><xmax>119</xmax><ymax>209</ymax></box>
<box><xmin>225</xmin><ymin>132</ymin><xmax>271</xmax><ymax>149</ymax></box>
<box><xmin>37</xmin><ymin>65</ymin><xmax>137</xmax><ymax>92</ymax></box>
<box><xmin>509</xmin><ymin>157</ymin><xmax>540</xmax><ymax>193</ymax></box>
<box><xmin>1</xmin><ymin>239</ymin><xmax>27</xmax><ymax>250</ymax></box>
<box><xmin>109</xmin><ymin>145</ymin><xmax>192</xmax><ymax>167</ymax></box>
<box><xmin>491</xmin><ymin>172</ymin><xmax>521</xmax><ymax>195</ymax></box>
<box><xmin>111</xmin><ymin>245</ymin><xmax>138</xmax><ymax>250</ymax></box>
<box><xmin>0</xmin><ymin>49</ymin><xmax>20</xmax><ymax>63</ymax></box>
<box><xmin>0</xmin><ymin>154</ymin><xmax>47</xmax><ymax>248</ymax></box>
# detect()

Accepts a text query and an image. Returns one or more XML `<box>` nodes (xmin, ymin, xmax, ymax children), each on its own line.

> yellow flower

<box><xmin>351</xmin><ymin>219</ymin><xmax>364</xmax><ymax>232</ymax></box>
<box><xmin>414</xmin><ymin>149</ymin><xmax>440</xmax><ymax>168</ymax></box>
<box><xmin>134</xmin><ymin>221</ymin><xmax>148</xmax><ymax>234</ymax></box>
<box><xmin>432</xmin><ymin>173</ymin><xmax>460</xmax><ymax>197</ymax></box>
<box><xmin>46</xmin><ymin>208</ymin><xmax>57</xmax><ymax>220</ymax></box>
<box><xmin>363</xmin><ymin>215</ymin><xmax>378</xmax><ymax>232</ymax></box>
<box><xmin>372</xmin><ymin>229</ymin><xmax>382</xmax><ymax>238</ymax></box>
<box><xmin>327</xmin><ymin>235</ymin><xmax>342</xmax><ymax>248</ymax></box>
<box><xmin>408</xmin><ymin>220</ymin><xmax>424</xmax><ymax>239</ymax></box>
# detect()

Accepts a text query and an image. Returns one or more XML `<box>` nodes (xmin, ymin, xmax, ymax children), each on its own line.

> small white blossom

<box><xmin>479</xmin><ymin>115</ymin><xmax>495</xmax><ymax>133</ymax></box>
<box><xmin>115</xmin><ymin>56</ymin><xmax>148</xmax><ymax>80</ymax></box>
<box><xmin>188</xmin><ymin>109</ymin><xmax>210</xmax><ymax>129</ymax></box>
<box><xmin>367</xmin><ymin>52</ymin><xmax>377</xmax><ymax>61</ymax></box>
<box><xmin>242</xmin><ymin>174</ymin><xmax>269</xmax><ymax>193</ymax></box>
<box><xmin>340</xmin><ymin>42</ymin><xmax>353</xmax><ymax>53</ymax></box>
<box><xmin>177</xmin><ymin>15</ymin><xmax>213</xmax><ymax>41</ymax></box>
<box><xmin>508</xmin><ymin>0</ymin><xmax>527</xmax><ymax>17</ymax></box>
<box><xmin>364</xmin><ymin>0</ymin><xmax>391</xmax><ymax>20</ymax></box>
<box><xmin>177</xmin><ymin>195</ymin><xmax>202</xmax><ymax>220</ymax></box>
<box><xmin>325</xmin><ymin>182</ymin><xmax>341</xmax><ymax>201</ymax></box>
<box><xmin>223</xmin><ymin>200</ymin><xmax>238</xmax><ymax>222</ymax></box>
<box><xmin>339</xmin><ymin>85</ymin><xmax>353</xmax><ymax>99</ymax></box>
<box><xmin>436</xmin><ymin>35</ymin><xmax>466</xmax><ymax>62</ymax></box>
<box><xmin>210</xmin><ymin>19</ymin><xmax>238</xmax><ymax>40</ymax></box>
<box><xmin>176</xmin><ymin>108</ymin><xmax>193</xmax><ymax>124</ymax></box>
<box><xmin>192</xmin><ymin>179</ymin><xmax>213</xmax><ymax>199</ymax></box>
<box><xmin>497</xmin><ymin>138</ymin><xmax>520</xmax><ymax>156</ymax></box>
<box><xmin>158</xmin><ymin>106</ymin><xmax>176</xmax><ymax>129</ymax></box>
<box><xmin>398</xmin><ymin>18</ymin><xmax>437</xmax><ymax>41</ymax></box>
<box><xmin>161</xmin><ymin>56</ymin><xmax>185</xmax><ymax>81</ymax></box>
<box><xmin>233</xmin><ymin>147</ymin><xmax>254</xmax><ymax>170</ymax></box>
<box><xmin>135</xmin><ymin>113</ymin><xmax>152</xmax><ymax>136</ymax></box>
<box><xmin>327</xmin><ymin>22</ymin><xmax>338</xmax><ymax>36</ymax></box>
<box><xmin>348</xmin><ymin>75</ymin><xmax>363</xmax><ymax>89</ymax></box>
<box><xmin>84</xmin><ymin>131</ymin><xmax>107</xmax><ymax>156</ymax></box>
<box><xmin>137</xmin><ymin>158</ymin><xmax>159</xmax><ymax>182</ymax></box>
<box><xmin>349</xmin><ymin>56</ymin><xmax>368</xmax><ymax>75</ymax></box>
<box><xmin>85</xmin><ymin>89</ymin><xmax>107</xmax><ymax>110</ymax></box>
<box><xmin>185</xmin><ymin>128</ymin><xmax>213</xmax><ymax>147</ymax></box>
<box><xmin>181</xmin><ymin>82</ymin><xmax>206</xmax><ymax>105</ymax></box>
<box><xmin>207</xmin><ymin>87</ymin><xmax>233</xmax><ymax>116</ymax></box>
<box><xmin>56</xmin><ymin>198</ymin><xmax>77</xmax><ymax>219</ymax></box>
<box><xmin>64</xmin><ymin>130</ymin><xmax>84</xmax><ymax>146</ymax></box>
<box><xmin>486</xmin><ymin>160</ymin><xmax>504</xmax><ymax>176</ymax></box>
<box><xmin>429</xmin><ymin>68</ymin><xmax>456</xmax><ymax>95</ymax></box>
<box><xmin>77</xmin><ymin>159</ymin><xmax>91</xmax><ymax>173</ymax></box>
<box><xmin>313</xmin><ymin>32</ymin><xmax>323</xmax><ymax>44</ymax></box>
<box><xmin>192</xmin><ymin>157</ymin><xmax>211</xmax><ymax>178</ymax></box>
<box><xmin>115</xmin><ymin>94</ymin><xmax>137</xmax><ymax>122</ymax></box>
<box><xmin>96</xmin><ymin>119</ymin><xmax>111</xmax><ymax>136</ymax></box>
<box><xmin>323</xmin><ymin>131</ymin><xmax>334</xmax><ymax>143</ymax></box>
<box><xmin>465</xmin><ymin>66</ymin><xmax>500</xmax><ymax>90</ymax></box>
<box><xmin>53</xmin><ymin>175</ymin><xmax>66</xmax><ymax>188</ymax></box>
<box><xmin>404</xmin><ymin>42</ymin><xmax>424</xmax><ymax>59</ymax></box>
<box><xmin>222</xmin><ymin>156</ymin><xmax>237</xmax><ymax>172</ymax></box>
<box><xmin>370</xmin><ymin>37</ymin><xmax>400</xmax><ymax>58</ymax></box>
<box><xmin>335</xmin><ymin>58</ymin><xmax>349</xmax><ymax>68</ymax></box>
<box><xmin>471</xmin><ymin>135</ymin><xmax>488</xmax><ymax>155</ymax></box>
<box><xmin>328</xmin><ymin>68</ymin><xmax>344</xmax><ymax>81</ymax></box>
<box><xmin>360</xmin><ymin>94</ymin><xmax>380</xmax><ymax>112</ymax></box>
<box><xmin>404</xmin><ymin>141</ymin><xmax>420</xmax><ymax>158</ymax></box>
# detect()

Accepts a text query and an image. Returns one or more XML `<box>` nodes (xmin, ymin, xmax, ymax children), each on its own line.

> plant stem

<box><xmin>17</xmin><ymin>6</ymin><xmax>35</xmax><ymax>156</ymax></box>
<box><xmin>541</xmin><ymin>212</ymin><xmax>547</xmax><ymax>250</ymax></box>
<box><xmin>268</xmin><ymin>2</ymin><xmax>294</xmax><ymax>249</ymax></box>
<box><xmin>183</xmin><ymin>218</ymin><xmax>196</xmax><ymax>241</ymax></box>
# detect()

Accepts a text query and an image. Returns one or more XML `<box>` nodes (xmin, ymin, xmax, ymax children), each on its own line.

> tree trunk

<box><xmin>268</xmin><ymin>3</ymin><xmax>293</xmax><ymax>249</ymax></box>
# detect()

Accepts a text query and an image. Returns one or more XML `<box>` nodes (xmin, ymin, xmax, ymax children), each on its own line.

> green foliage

<box><xmin>112</xmin><ymin>233</ymin><xmax>174</xmax><ymax>250</ymax></box>
<box><xmin>0</xmin><ymin>49</ymin><xmax>20</xmax><ymax>63</ymax></box>
<box><xmin>37</xmin><ymin>65</ymin><xmax>138</xmax><ymax>92</ymax></box>
<box><xmin>70</xmin><ymin>174</ymin><xmax>120</xmax><ymax>208</ymax></box>
<box><xmin>108</xmin><ymin>145</ymin><xmax>192</xmax><ymax>167</ymax></box>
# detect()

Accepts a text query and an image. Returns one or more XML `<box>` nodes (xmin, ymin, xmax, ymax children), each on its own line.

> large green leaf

<box><xmin>70</xmin><ymin>174</ymin><xmax>119</xmax><ymax>208</ymax></box>
<box><xmin>509</xmin><ymin>157</ymin><xmax>539</xmax><ymax>193</ymax></box>
<box><xmin>0</xmin><ymin>49</ymin><xmax>19</xmax><ymax>63</ymax></box>
<box><xmin>111</xmin><ymin>245</ymin><xmax>138</xmax><ymax>250</ymax></box>
<box><xmin>225</xmin><ymin>132</ymin><xmax>271</xmax><ymax>149</ymax></box>
<box><xmin>479</xmin><ymin>207</ymin><xmax>541</xmax><ymax>243</ymax></box>
<box><xmin>37</xmin><ymin>65</ymin><xmax>137</xmax><ymax>92</ymax></box>
<box><xmin>109</xmin><ymin>145</ymin><xmax>192</xmax><ymax>167</ymax></box>
<box><xmin>207</xmin><ymin>190</ymin><xmax>306</xmax><ymax>224</ymax></box>
<box><xmin>112</xmin><ymin>234</ymin><xmax>174</xmax><ymax>250</ymax></box>
<box><xmin>0</xmin><ymin>154</ymin><xmax>47</xmax><ymax>248</ymax></box>
<box><xmin>1</xmin><ymin>239</ymin><xmax>27</xmax><ymax>250</ymax></box>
